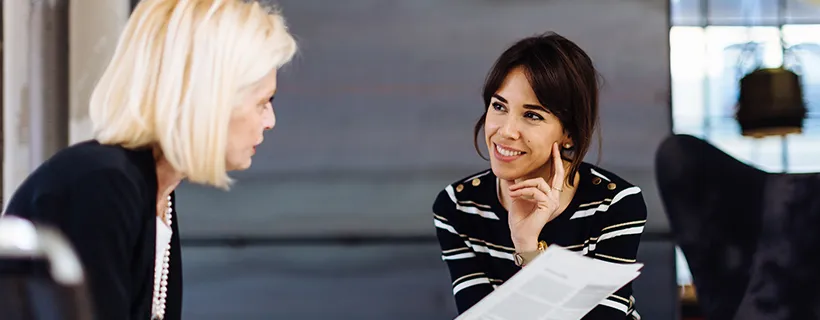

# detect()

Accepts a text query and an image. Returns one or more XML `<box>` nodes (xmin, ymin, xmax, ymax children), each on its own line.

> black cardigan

<box><xmin>2</xmin><ymin>140</ymin><xmax>183</xmax><ymax>320</ymax></box>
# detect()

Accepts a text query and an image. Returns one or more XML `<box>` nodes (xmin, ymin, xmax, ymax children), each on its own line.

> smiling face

<box><xmin>484</xmin><ymin>66</ymin><xmax>571</xmax><ymax>181</ymax></box>
<box><xmin>225</xmin><ymin>68</ymin><xmax>278</xmax><ymax>171</ymax></box>
<box><xmin>473</xmin><ymin>32</ymin><xmax>600</xmax><ymax>188</ymax></box>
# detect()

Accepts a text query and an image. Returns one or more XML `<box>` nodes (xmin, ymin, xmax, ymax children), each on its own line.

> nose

<box><xmin>498</xmin><ymin>116</ymin><xmax>520</xmax><ymax>140</ymax></box>
<box><xmin>263</xmin><ymin>104</ymin><xmax>276</xmax><ymax>131</ymax></box>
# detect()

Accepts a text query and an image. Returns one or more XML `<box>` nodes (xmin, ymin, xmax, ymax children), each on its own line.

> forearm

<box><xmin>582</xmin><ymin>286</ymin><xmax>636</xmax><ymax>319</ymax></box>
<box><xmin>585</xmin><ymin>188</ymin><xmax>646</xmax><ymax>318</ymax></box>
<box><xmin>435</xmin><ymin>216</ymin><xmax>495</xmax><ymax>313</ymax></box>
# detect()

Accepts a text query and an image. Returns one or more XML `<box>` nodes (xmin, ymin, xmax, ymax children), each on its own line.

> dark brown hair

<box><xmin>473</xmin><ymin>32</ymin><xmax>602</xmax><ymax>187</ymax></box>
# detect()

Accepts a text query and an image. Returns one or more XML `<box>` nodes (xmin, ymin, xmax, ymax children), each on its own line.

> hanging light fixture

<box><xmin>736</xmin><ymin>67</ymin><xmax>806</xmax><ymax>138</ymax></box>
<box><xmin>734</xmin><ymin>0</ymin><xmax>808</xmax><ymax>138</ymax></box>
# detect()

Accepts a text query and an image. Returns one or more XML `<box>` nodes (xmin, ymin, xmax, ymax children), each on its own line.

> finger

<box><xmin>509</xmin><ymin>187</ymin><xmax>549</xmax><ymax>203</ymax></box>
<box><xmin>551</xmin><ymin>142</ymin><xmax>566</xmax><ymax>191</ymax></box>
<box><xmin>509</xmin><ymin>179</ymin><xmax>540</xmax><ymax>190</ymax></box>
<box><xmin>510</xmin><ymin>178</ymin><xmax>551</xmax><ymax>194</ymax></box>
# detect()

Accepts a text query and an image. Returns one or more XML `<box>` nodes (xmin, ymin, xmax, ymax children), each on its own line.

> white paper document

<box><xmin>455</xmin><ymin>245</ymin><xmax>643</xmax><ymax>320</ymax></box>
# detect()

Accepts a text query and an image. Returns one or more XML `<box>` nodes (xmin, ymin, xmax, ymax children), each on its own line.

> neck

<box><xmin>153</xmin><ymin>147</ymin><xmax>183</xmax><ymax>202</ymax></box>
<box><xmin>516</xmin><ymin>159</ymin><xmax>572</xmax><ymax>186</ymax></box>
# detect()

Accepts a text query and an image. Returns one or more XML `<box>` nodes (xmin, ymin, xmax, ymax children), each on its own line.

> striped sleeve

<box><xmin>584</xmin><ymin>186</ymin><xmax>647</xmax><ymax>320</ymax></box>
<box><xmin>432</xmin><ymin>187</ymin><xmax>494</xmax><ymax>314</ymax></box>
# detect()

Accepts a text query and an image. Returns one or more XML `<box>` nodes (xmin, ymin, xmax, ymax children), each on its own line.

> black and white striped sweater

<box><xmin>432</xmin><ymin>162</ymin><xmax>647</xmax><ymax>319</ymax></box>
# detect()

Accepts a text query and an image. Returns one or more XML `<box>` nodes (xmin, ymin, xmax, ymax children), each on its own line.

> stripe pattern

<box><xmin>433</xmin><ymin>162</ymin><xmax>648</xmax><ymax>319</ymax></box>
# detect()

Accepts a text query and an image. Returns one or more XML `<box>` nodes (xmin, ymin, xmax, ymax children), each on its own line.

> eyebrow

<box><xmin>492</xmin><ymin>94</ymin><xmax>549</xmax><ymax>113</ymax></box>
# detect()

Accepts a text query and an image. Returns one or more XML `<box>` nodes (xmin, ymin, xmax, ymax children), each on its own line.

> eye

<box><xmin>491</xmin><ymin>102</ymin><xmax>506</xmax><ymax>112</ymax></box>
<box><xmin>524</xmin><ymin>111</ymin><xmax>544</xmax><ymax>121</ymax></box>
<box><xmin>257</xmin><ymin>96</ymin><xmax>274</xmax><ymax>110</ymax></box>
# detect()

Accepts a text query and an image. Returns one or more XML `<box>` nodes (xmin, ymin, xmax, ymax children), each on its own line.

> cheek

<box><xmin>484</xmin><ymin>117</ymin><xmax>501</xmax><ymax>135</ymax></box>
<box><xmin>228</xmin><ymin>113</ymin><xmax>261</xmax><ymax>147</ymax></box>
<box><xmin>248</xmin><ymin>116</ymin><xmax>264</xmax><ymax>137</ymax></box>
<box><xmin>524</xmin><ymin>126</ymin><xmax>562</xmax><ymax>154</ymax></box>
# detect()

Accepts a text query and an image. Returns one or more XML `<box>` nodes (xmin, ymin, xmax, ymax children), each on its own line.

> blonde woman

<box><xmin>1</xmin><ymin>0</ymin><xmax>296</xmax><ymax>319</ymax></box>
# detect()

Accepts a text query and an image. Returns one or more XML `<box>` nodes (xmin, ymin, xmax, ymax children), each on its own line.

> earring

<box><xmin>563</xmin><ymin>143</ymin><xmax>573</xmax><ymax>149</ymax></box>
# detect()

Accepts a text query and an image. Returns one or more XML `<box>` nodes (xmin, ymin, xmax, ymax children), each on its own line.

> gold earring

<box><xmin>563</xmin><ymin>143</ymin><xmax>572</xmax><ymax>149</ymax></box>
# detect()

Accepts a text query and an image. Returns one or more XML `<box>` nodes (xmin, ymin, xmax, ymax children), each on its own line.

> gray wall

<box><xmin>177</xmin><ymin>0</ymin><xmax>672</xmax><ymax>237</ymax></box>
<box><xmin>176</xmin><ymin>0</ymin><xmax>676</xmax><ymax>319</ymax></box>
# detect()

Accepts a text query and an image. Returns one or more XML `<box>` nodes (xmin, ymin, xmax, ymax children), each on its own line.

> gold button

<box><xmin>592</xmin><ymin>177</ymin><xmax>602</xmax><ymax>185</ymax></box>
<box><xmin>607</xmin><ymin>183</ymin><xmax>616</xmax><ymax>190</ymax></box>
<box><xmin>471</xmin><ymin>178</ymin><xmax>481</xmax><ymax>187</ymax></box>
<box><xmin>456</xmin><ymin>184</ymin><xmax>464</xmax><ymax>192</ymax></box>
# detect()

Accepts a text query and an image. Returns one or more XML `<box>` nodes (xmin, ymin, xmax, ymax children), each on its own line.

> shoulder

<box><xmin>434</xmin><ymin>169</ymin><xmax>493</xmax><ymax>204</ymax></box>
<box><xmin>580</xmin><ymin>162</ymin><xmax>647</xmax><ymax>217</ymax></box>
<box><xmin>53</xmin><ymin>140</ymin><xmax>144</xmax><ymax>168</ymax></box>
<box><xmin>582</xmin><ymin>163</ymin><xmax>642</xmax><ymax>197</ymax></box>
<box><xmin>45</xmin><ymin>140</ymin><xmax>151</xmax><ymax>179</ymax></box>
<box><xmin>432</xmin><ymin>169</ymin><xmax>499</xmax><ymax>217</ymax></box>
<box><xmin>8</xmin><ymin>141</ymin><xmax>153</xmax><ymax>202</ymax></box>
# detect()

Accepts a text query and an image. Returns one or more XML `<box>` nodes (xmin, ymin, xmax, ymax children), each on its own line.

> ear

<box><xmin>561</xmin><ymin>133</ymin><xmax>574</xmax><ymax>150</ymax></box>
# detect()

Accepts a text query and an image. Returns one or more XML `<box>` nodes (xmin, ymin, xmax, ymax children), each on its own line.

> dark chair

<box><xmin>0</xmin><ymin>216</ymin><xmax>93</xmax><ymax>320</ymax></box>
<box><xmin>655</xmin><ymin>134</ymin><xmax>820</xmax><ymax>320</ymax></box>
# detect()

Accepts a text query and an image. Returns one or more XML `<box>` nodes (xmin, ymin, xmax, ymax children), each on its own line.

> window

<box><xmin>669</xmin><ymin>0</ymin><xmax>820</xmax><ymax>285</ymax></box>
<box><xmin>671</xmin><ymin>24</ymin><xmax>820</xmax><ymax>173</ymax></box>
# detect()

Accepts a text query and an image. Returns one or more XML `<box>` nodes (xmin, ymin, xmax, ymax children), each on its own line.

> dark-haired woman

<box><xmin>432</xmin><ymin>32</ymin><xmax>647</xmax><ymax>319</ymax></box>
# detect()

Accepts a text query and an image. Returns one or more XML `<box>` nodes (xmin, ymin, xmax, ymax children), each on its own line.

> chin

<box><xmin>226</xmin><ymin>159</ymin><xmax>252</xmax><ymax>171</ymax></box>
<box><xmin>490</xmin><ymin>162</ymin><xmax>525</xmax><ymax>181</ymax></box>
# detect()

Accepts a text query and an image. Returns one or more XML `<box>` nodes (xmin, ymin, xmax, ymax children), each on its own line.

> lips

<box><xmin>492</xmin><ymin>143</ymin><xmax>526</xmax><ymax>162</ymax></box>
<box><xmin>495</xmin><ymin>143</ymin><xmax>524</xmax><ymax>157</ymax></box>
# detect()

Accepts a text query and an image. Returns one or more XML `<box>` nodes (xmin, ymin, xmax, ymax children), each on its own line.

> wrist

<box><xmin>513</xmin><ymin>240</ymin><xmax>548</xmax><ymax>267</ymax></box>
<box><xmin>512</xmin><ymin>236</ymin><xmax>539</xmax><ymax>252</ymax></box>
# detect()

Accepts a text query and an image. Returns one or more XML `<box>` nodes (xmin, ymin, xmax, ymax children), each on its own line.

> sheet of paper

<box><xmin>455</xmin><ymin>245</ymin><xmax>643</xmax><ymax>320</ymax></box>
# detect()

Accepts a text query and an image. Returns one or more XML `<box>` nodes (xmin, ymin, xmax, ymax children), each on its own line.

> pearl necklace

<box><xmin>152</xmin><ymin>195</ymin><xmax>172</xmax><ymax>320</ymax></box>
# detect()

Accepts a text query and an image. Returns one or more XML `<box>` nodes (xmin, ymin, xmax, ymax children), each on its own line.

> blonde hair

<box><xmin>89</xmin><ymin>0</ymin><xmax>297</xmax><ymax>188</ymax></box>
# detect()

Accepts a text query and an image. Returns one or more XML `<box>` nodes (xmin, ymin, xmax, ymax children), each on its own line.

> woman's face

<box><xmin>225</xmin><ymin>69</ymin><xmax>278</xmax><ymax>171</ymax></box>
<box><xmin>484</xmin><ymin>67</ymin><xmax>569</xmax><ymax>181</ymax></box>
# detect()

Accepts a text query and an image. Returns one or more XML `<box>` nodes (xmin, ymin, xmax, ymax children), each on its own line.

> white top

<box><xmin>155</xmin><ymin>217</ymin><xmax>172</xmax><ymax>266</ymax></box>
<box><xmin>152</xmin><ymin>217</ymin><xmax>173</xmax><ymax>317</ymax></box>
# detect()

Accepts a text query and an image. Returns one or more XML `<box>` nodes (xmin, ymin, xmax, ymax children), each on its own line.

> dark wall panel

<box><xmin>180</xmin><ymin>239</ymin><xmax>678</xmax><ymax>319</ymax></box>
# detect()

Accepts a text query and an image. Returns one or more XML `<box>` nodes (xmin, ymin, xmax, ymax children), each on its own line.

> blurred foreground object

<box><xmin>656</xmin><ymin>134</ymin><xmax>820</xmax><ymax>320</ymax></box>
<box><xmin>0</xmin><ymin>216</ymin><xmax>93</xmax><ymax>320</ymax></box>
